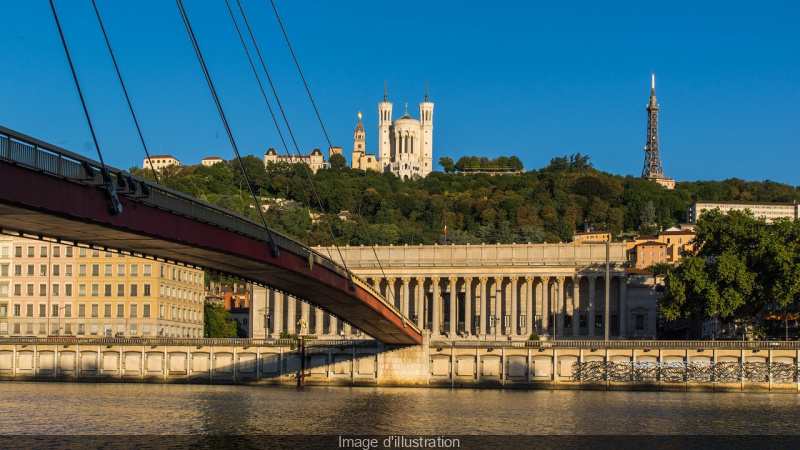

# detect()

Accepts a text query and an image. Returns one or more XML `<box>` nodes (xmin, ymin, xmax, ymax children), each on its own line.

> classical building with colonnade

<box><xmin>250</xmin><ymin>243</ymin><xmax>658</xmax><ymax>341</ymax></box>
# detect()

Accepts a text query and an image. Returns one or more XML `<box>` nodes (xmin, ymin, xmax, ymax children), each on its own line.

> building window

<box><xmin>143</xmin><ymin>284</ymin><xmax>151</xmax><ymax>297</ymax></box>
<box><xmin>92</xmin><ymin>249</ymin><xmax>99</xmax><ymax>258</ymax></box>
<box><xmin>130</xmin><ymin>264</ymin><xmax>138</xmax><ymax>277</ymax></box>
<box><xmin>77</xmin><ymin>323</ymin><xmax>85</xmax><ymax>335</ymax></box>
<box><xmin>0</xmin><ymin>264</ymin><xmax>7</xmax><ymax>277</ymax></box>
<box><xmin>27</xmin><ymin>246</ymin><xmax>34</xmax><ymax>257</ymax></box>
<box><xmin>26</xmin><ymin>284</ymin><xmax>34</xmax><ymax>297</ymax></box>
<box><xmin>635</xmin><ymin>314</ymin><xmax>645</xmax><ymax>331</ymax></box>
<box><xmin>40</xmin><ymin>246</ymin><xmax>47</xmax><ymax>257</ymax></box>
<box><xmin>27</xmin><ymin>264</ymin><xmax>34</xmax><ymax>276</ymax></box>
<box><xmin>130</xmin><ymin>303</ymin><xmax>138</xmax><ymax>318</ymax></box>
<box><xmin>52</xmin><ymin>284</ymin><xmax>59</xmax><ymax>296</ymax></box>
<box><xmin>104</xmin><ymin>303</ymin><xmax>111</xmax><ymax>318</ymax></box>
<box><xmin>14</xmin><ymin>304</ymin><xmax>21</xmax><ymax>317</ymax></box>
<box><xmin>91</xmin><ymin>264</ymin><xmax>99</xmax><ymax>277</ymax></box>
<box><xmin>53</xmin><ymin>246</ymin><xmax>60</xmax><ymax>257</ymax></box>
<box><xmin>117</xmin><ymin>284</ymin><xmax>125</xmax><ymax>297</ymax></box>
<box><xmin>91</xmin><ymin>284</ymin><xmax>99</xmax><ymax>297</ymax></box>
<box><xmin>117</xmin><ymin>303</ymin><xmax>124</xmax><ymax>318</ymax></box>
<box><xmin>13</xmin><ymin>265</ymin><xmax>21</xmax><ymax>276</ymax></box>
<box><xmin>104</xmin><ymin>264</ymin><xmax>112</xmax><ymax>276</ymax></box>
<box><xmin>143</xmin><ymin>304</ymin><xmax>151</xmax><ymax>318</ymax></box>
<box><xmin>91</xmin><ymin>304</ymin><xmax>98</xmax><ymax>318</ymax></box>
<box><xmin>117</xmin><ymin>264</ymin><xmax>125</xmax><ymax>276</ymax></box>
<box><xmin>26</xmin><ymin>303</ymin><xmax>34</xmax><ymax>317</ymax></box>
<box><xmin>104</xmin><ymin>284</ymin><xmax>112</xmax><ymax>297</ymax></box>
<box><xmin>65</xmin><ymin>284</ymin><xmax>72</xmax><ymax>297</ymax></box>
<box><xmin>53</xmin><ymin>264</ymin><xmax>60</xmax><ymax>276</ymax></box>
<box><xmin>65</xmin><ymin>264</ymin><xmax>73</xmax><ymax>277</ymax></box>
<box><xmin>78</xmin><ymin>264</ymin><xmax>87</xmax><ymax>277</ymax></box>
<box><xmin>39</xmin><ymin>304</ymin><xmax>46</xmax><ymax>317</ymax></box>
<box><xmin>143</xmin><ymin>264</ymin><xmax>152</xmax><ymax>277</ymax></box>
<box><xmin>39</xmin><ymin>284</ymin><xmax>46</xmax><ymax>297</ymax></box>
<box><xmin>130</xmin><ymin>284</ymin><xmax>138</xmax><ymax>297</ymax></box>
<box><xmin>78</xmin><ymin>304</ymin><xmax>86</xmax><ymax>318</ymax></box>
<box><xmin>66</xmin><ymin>246</ymin><xmax>73</xmax><ymax>257</ymax></box>
<box><xmin>64</xmin><ymin>304</ymin><xmax>71</xmax><ymax>317</ymax></box>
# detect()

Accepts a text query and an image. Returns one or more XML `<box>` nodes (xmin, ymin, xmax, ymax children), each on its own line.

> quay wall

<box><xmin>1</xmin><ymin>335</ymin><xmax>799</xmax><ymax>392</ymax></box>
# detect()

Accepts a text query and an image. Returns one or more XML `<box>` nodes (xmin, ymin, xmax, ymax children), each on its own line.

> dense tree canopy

<box><xmin>131</xmin><ymin>154</ymin><xmax>800</xmax><ymax>248</ymax></box>
<box><xmin>660</xmin><ymin>210</ymin><xmax>800</xmax><ymax>326</ymax></box>
<box><xmin>203</xmin><ymin>303</ymin><xmax>240</xmax><ymax>338</ymax></box>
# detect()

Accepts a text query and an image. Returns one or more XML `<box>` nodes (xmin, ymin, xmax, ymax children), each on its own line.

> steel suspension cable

<box><xmin>266</xmin><ymin>0</ymin><xmax>400</xmax><ymax>308</ymax></box>
<box><xmin>234</xmin><ymin>0</ymin><xmax>355</xmax><ymax>287</ymax></box>
<box><xmin>90</xmin><ymin>0</ymin><xmax>160</xmax><ymax>184</ymax></box>
<box><xmin>49</xmin><ymin>0</ymin><xmax>121</xmax><ymax>215</ymax></box>
<box><xmin>222</xmin><ymin>0</ymin><xmax>316</xmax><ymax>218</ymax></box>
<box><xmin>174</xmin><ymin>0</ymin><xmax>279</xmax><ymax>257</ymax></box>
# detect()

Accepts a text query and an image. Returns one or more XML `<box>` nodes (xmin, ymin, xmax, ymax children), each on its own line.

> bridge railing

<box><xmin>0</xmin><ymin>336</ymin><xmax>380</xmax><ymax>348</ymax></box>
<box><xmin>430</xmin><ymin>339</ymin><xmax>800</xmax><ymax>350</ymax></box>
<box><xmin>0</xmin><ymin>126</ymin><xmax>418</xmax><ymax>334</ymax></box>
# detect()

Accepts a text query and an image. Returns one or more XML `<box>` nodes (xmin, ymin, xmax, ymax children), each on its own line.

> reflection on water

<box><xmin>0</xmin><ymin>382</ymin><xmax>798</xmax><ymax>435</ymax></box>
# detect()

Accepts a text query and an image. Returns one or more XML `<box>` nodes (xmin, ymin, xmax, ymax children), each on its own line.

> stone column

<box><xmin>401</xmin><ymin>277</ymin><xmax>411</xmax><ymax>318</ymax></box>
<box><xmin>509</xmin><ymin>276</ymin><xmax>519</xmax><ymax>336</ymax></box>
<box><xmin>386</xmin><ymin>277</ymin><xmax>397</xmax><ymax>309</ymax></box>
<box><xmin>330</xmin><ymin>315</ymin><xmax>338</xmax><ymax>336</ymax></box>
<box><xmin>416</xmin><ymin>277</ymin><xmax>425</xmax><ymax>330</ymax></box>
<box><xmin>449</xmin><ymin>277</ymin><xmax>458</xmax><ymax>337</ymax></box>
<box><xmin>273</xmin><ymin>291</ymin><xmax>284</xmax><ymax>335</ymax></box>
<box><xmin>588</xmin><ymin>276</ymin><xmax>597</xmax><ymax>337</ymax></box>
<box><xmin>620</xmin><ymin>275</ymin><xmax>628</xmax><ymax>338</ymax></box>
<box><xmin>372</xmin><ymin>278</ymin><xmax>381</xmax><ymax>296</ymax></box>
<box><xmin>464</xmin><ymin>277</ymin><xmax>473</xmax><ymax>336</ymax></box>
<box><xmin>572</xmin><ymin>275</ymin><xmax>581</xmax><ymax>337</ymax></box>
<box><xmin>525</xmin><ymin>277</ymin><xmax>534</xmax><ymax>336</ymax></box>
<box><xmin>494</xmin><ymin>277</ymin><xmax>503</xmax><ymax>337</ymax></box>
<box><xmin>479</xmin><ymin>277</ymin><xmax>488</xmax><ymax>337</ymax></box>
<box><xmin>540</xmin><ymin>277</ymin><xmax>550</xmax><ymax>333</ymax></box>
<box><xmin>314</xmin><ymin>307</ymin><xmax>323</xmax><ymax>335</ymax></box>
<box><xmin>555</xmin><ymin>277</ymin><xmax>565</xmax><ymax>337</ymax></box>
<box><xmin>431</xmin><ymin>277</ymin><xmax>440</xmax><ymax>336</ymax></box>
<box><xmin>286</xmin><ymin>296</ymin><xmax>296</xmax><ymax>334</ymax></box>
<box><xmin>300</xmin><ymin>301</ymin><xmax>310</xmax><ymax>335</ymax></box>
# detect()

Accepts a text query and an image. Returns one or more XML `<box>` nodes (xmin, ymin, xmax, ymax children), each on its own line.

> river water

<box><xmin>0</xmin><ymin>382</ymin><xmax>797</xmax><ymax>447</ymax></box>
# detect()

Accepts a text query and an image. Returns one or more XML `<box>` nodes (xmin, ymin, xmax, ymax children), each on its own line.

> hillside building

<box><xmin>686</xmin><ymin>201</ymin><xmax>799</xmax><ymax>224</ymax></box>
<box><xmin>143</xmin><ymin>155</ymin><xmax>180</xmax><ymax>171</ymax></box>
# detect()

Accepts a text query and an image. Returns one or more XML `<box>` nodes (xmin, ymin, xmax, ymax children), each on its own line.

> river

<box><xmin>0</xmin><ymin>382</ymin><xmax>796</xmax><ymax>447</ymax></box>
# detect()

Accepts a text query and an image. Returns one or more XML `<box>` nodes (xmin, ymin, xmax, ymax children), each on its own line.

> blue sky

<box><xmin>1</xmin><ymin>1</ymin><xmax>798</xmax><ymax>185</ymax></box>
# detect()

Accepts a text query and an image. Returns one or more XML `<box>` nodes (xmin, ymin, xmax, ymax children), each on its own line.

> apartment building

<box><xmin>0</xmin><ymin>237</ymin><xmax>204</xmax><ymax>338</ymax></box>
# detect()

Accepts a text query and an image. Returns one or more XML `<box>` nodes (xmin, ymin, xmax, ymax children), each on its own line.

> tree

<box><xmin>329</xmin><ymin>153</ymin><xmax>347</xmax><ymax>170</ymax></box>
<box><xmin>660</xmin><ymin>210</ymin><xmax>800</xmax><ymax>336</ymax></box>
<box><xmin>638</xmin><ymin>200</ymin><xmax>657</xmax><ymax>234</ymax></box>
<box><xmin>439</xmin><ymin>156</ymin><xmax>455</xmax><ymax>173</ymax></box>
<box><xmin>204</xmin><ymin>303</ymin><xmax>239</xmax><ymax>338</ymax></box>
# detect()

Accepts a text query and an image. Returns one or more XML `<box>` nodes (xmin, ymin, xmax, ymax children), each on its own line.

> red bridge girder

<box><xmin>0</xmin><ymin>159</ymin><xmax>420</xmax><ymax>345</ymax></box>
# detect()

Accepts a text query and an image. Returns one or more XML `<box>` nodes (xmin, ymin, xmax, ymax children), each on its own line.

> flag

<box><xmin>444</xmin><ymin>222</ymin><xmax>447</xmax><ymax>234</ymax></box>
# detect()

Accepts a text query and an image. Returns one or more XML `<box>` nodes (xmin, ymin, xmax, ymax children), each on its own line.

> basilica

<box><xmin>351</xmin><ymin>84</ymin><xmax>434</xmax><ymax>179</ymax></box>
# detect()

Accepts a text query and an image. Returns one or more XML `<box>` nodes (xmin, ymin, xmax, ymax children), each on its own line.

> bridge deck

<box><xmin>0</xmin><ymin>125</ymin><xmax>420</xmax><ymax>345</ymax></box>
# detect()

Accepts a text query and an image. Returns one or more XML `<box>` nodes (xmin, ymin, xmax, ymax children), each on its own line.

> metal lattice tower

<box><xmin>642</xmin><ymin>73</ymin><xmax>664</xmax><ymax>179</ymax></box>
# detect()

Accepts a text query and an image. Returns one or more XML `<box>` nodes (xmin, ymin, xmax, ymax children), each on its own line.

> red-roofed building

<box><xmin>201</xmin><ymin>156</ymin><xmax>224</xmax><ymax>166</ymax></box>
<box><xmin>143</xmin><ymin>155</ymin><xmax>180</xmax><ymax>171</ymax></box>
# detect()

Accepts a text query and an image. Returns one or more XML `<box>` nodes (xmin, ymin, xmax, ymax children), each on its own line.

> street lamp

<box><xmin>57</xmin><ymin>305</ymin><xmax>66</xmax><ymax>337</ymax></box>
<box><xmin>259</xmin><ymin>307</ymin><xmax>271</xmax><ymax>339</ymax></box>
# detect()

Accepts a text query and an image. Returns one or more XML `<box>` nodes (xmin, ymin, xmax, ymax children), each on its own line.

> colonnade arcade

<box><xmin>257</xmin><ymin>273</ymin><xmax>628</xmax><ymax>340</ymax></box>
